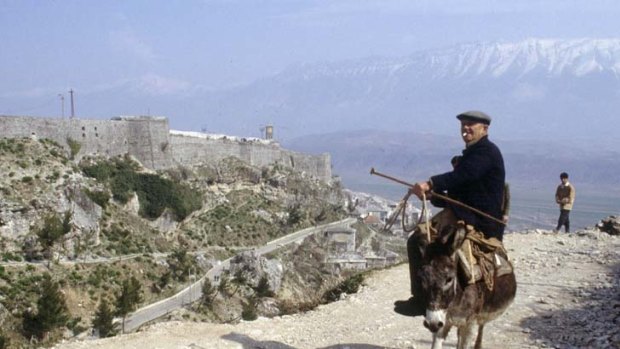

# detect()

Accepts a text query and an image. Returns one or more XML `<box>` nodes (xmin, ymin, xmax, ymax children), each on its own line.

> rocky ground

<box><xmin>54</xmin><ymin>228</ymin><xmax>620</xmax><ymax>349</ymax></box>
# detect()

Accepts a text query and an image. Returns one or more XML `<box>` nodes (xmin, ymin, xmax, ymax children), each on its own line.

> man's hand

<box><xmin>409</xmin><ymin>181</ymin><xmax>431</xmax><ymax>200</ymax></box>
<box><xmin>503</xmin><ymin>215</ymin><xmax>509</xmax><ymax>224</ymax></box>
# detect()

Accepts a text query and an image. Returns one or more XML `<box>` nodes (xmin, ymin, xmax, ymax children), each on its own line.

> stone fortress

<box><xmin>0</xmin><ymin>115</ymin><xmax>332</xmax><ymax>181</ymax></box>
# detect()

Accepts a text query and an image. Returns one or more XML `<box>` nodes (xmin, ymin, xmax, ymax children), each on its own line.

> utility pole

<box><xmin>69</xmin><ymin>89</ymin><xmax>75</xmax><ymax>118</ymax></box>
<box><xmin>58</xmin><ymin>94</ymin><xmax>65</xmax><ymax>118</ymax></box>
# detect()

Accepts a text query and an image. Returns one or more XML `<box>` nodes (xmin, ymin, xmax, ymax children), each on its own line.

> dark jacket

<box><xmin>430</xmin><ymin>136</ymin><xmax>506</xmax><ymax>240</ymax></box>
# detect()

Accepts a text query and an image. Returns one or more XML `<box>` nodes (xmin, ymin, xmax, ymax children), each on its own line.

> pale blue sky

<box><xmin>1</xmin><ymin>0</ymin><xmax>619</xmax><ymax>116</ymax></box>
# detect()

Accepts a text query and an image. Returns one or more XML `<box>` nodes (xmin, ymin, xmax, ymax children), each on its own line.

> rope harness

<box><xmin>459</xmin><ymin>224</ymin><xmax>510</xmax><ymax>291</ymax></box>
<box><xmin>382</xmin><ymin>191</ymin><xmax>432</xmax><ymax>240</ymax></box>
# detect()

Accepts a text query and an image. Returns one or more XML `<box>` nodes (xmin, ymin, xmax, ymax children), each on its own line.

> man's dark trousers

<box><xmin>556</xmin><ymin>209</ymin><xmax>570</xmax><ymax>232</ymax></box>
<box><xmin>407</xmin><ymin>231</ymin><xmax>427</xmax><ymax>300</ymax></box>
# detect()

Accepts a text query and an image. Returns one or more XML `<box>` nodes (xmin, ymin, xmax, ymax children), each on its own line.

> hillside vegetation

<box><xmin>0</xmin><ymin>137</ymin><xmax>353</xmax><ymax>348</ymax></box>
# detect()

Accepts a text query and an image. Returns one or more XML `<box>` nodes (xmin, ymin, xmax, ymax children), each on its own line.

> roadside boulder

<box><xmin>596</xmin><ymin>215</ymin><xmax>620</xmax><ymax>235</ymax></box>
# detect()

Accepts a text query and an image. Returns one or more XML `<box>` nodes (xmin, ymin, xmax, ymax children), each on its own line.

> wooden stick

<box><xmin>370</xmin><ymin>167</ymin><xmax>506</xmax><ymax>226</ymax></box>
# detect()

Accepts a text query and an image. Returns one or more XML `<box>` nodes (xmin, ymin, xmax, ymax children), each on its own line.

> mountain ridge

<box><xmin>278</xmin><ymin>38</ymin><xmax>620</xmax><ymax>80</ymax></box>
<box><xmin>179</xmin><ymin>37</ymin><xmax>620</xmax><ymax>143</ymax></box>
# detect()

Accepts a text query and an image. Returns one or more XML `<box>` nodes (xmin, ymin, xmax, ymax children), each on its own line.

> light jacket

<box><xmin>555</xmin><ymin>182</ymin><xmax>575</xmax><ymax>210</ymax></box>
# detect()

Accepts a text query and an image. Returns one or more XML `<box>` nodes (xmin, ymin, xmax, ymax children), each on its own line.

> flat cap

<box><xmin>456</xmin><ymin>110</ymin><xmax>492</xmax><ymax>125</ymax></box>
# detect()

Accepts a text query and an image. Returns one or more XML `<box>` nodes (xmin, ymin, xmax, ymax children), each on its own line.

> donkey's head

<box><xmin>419</xmin><ymin>224</ymin><xmax>466</xmax><ymax>333</ymax></box>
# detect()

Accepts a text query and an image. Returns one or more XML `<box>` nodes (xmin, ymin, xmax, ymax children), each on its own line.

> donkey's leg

<box><xmin>431</xmin><ymin>323</ymin><xmax>452</xmax><ymax>349</ymax></box>
<box><xmin>474</xmin><ymin>324</ymin><xmax>484</xmax><ymax>349</ymax></box>
<box><xmin>456</xmin><ymin>323</ymin><xmax>477</xmax><ymax>349</ymax></box>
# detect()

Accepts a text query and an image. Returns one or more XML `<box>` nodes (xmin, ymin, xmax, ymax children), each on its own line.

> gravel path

<box><xmin>54</xmin><ymin>230</ymin><xmax>620</xmax><ymax>349</ymax></box>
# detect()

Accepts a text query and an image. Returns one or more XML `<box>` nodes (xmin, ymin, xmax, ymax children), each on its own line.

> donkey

<box><xmin>417</xmin><ymin>226</ymin><xmax>517</xmax><ymax>349</ymax></box>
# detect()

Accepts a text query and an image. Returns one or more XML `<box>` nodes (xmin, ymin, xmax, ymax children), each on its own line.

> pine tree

<box><xmin>200</xmin><ymin>279</ymin><xmax>217</xmax><ymax>309</ymax></box>
<box><xmin>230</xmin><ymin>269</ymin><xmax>247</xmax><ymax>297</ymax></box>
<box><xmin>115</xmin><ymin>277</ymin><xmax>143</xmax><ymax>333</ymax></box>
<box><xmin>218</xmin><ymin>273</ymin><xmax>230</xmax><ymax>297</ymax></box>
<box><xmin>22</xmin><ymin>273</ymin><xmax>69</xmax><ymax>340</ymax></box>
<box><xmin>253</xmin><ymin>275</ymin><xmax>275</xmax><ymax>297</ymax></box>
<box><xmin>92</xmin><ymin>299</ymin><xmax>117</xmax><ymax>338</ymax></box>
<box><xmin>36</xmin><ymin>214</ymin><xmax>64</xmax><ymax>259</ymax></box>
<box><xmin>36</xmin><ymin>211</ymin><xmax>72</xmax><ymax>264</ymax></box>
<box><xmin>166</xmin><ymin>248</ymin><xmax>193</xmax><ymax>282</ymax></box>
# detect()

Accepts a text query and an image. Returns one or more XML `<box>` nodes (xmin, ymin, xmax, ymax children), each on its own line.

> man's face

<box><xmin>460</xmin><ymin>120</ymin><xmax>488</xmax><ymax>145</ymax></box>
<box><xmin>561</xmin><ymin>177</ymin><xmax>568</xmax><ymax>184</ymax></box>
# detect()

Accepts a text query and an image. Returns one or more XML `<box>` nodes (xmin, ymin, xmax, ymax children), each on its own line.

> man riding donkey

<box><xmin>394</xmin><ymin>110</ymin><xmax>513</xmax><ymax>317</ymax></box>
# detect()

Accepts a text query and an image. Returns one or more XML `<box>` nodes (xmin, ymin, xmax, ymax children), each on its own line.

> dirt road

<box><xmin>54</xmin><ymin>229</ymin><xmax>619</xmax><ymax>349</ymax></box>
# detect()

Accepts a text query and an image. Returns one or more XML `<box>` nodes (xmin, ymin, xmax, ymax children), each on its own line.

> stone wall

<box><xmin>0</xmin><ymin>115</ymin><xmax>331</xmax><ymax>181</ymax></box>
<box><xmin>169</xmin><ymin>131</ymin><xmax>331</xmax><ymax>181</ymax></box>
<box><xmin>0</xmin><ymin>115</ymin><xmax>173</xmax><ymax>169</ymax></box>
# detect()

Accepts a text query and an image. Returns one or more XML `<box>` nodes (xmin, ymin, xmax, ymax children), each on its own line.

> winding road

<box><xmin>122</xmin><ymin>217</ymin><xmax>357</xmax><ymax>332</ymax></box>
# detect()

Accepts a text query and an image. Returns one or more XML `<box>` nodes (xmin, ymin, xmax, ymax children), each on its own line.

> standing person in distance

<box><xmin>554</xmin><ymin>172</ymin><xmax>575</xmax><ymax>233</ymax></box>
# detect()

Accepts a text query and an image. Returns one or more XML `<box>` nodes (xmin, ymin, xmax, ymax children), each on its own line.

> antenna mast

<box><xmin>69</xmin><ymin>89</ymin><xmax>75</xmax><ymax>118</ymax></box>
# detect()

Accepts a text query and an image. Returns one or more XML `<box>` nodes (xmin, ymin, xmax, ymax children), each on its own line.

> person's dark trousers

<box><xmin>556</xmin><ymin>209</ymin><xmax>571</xmax><ymax>232</ymax></box>
<box><xmin>393</xmin><ymin>231</ymin><xmax>429</xmax><ymax>316</ymax></box>
<box><xmin>407</xmin><ymin>231</ymin><xmax>428</xmax><ymax>301</ymax></box>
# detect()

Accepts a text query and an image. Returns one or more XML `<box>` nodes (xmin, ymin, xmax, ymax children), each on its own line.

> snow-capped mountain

<box><xmin>289</xmin><ymin>38</ymin><xmax>620</xmax><ymax>80</ymax></box>
<box><xmin>185</xmin><ymin>38</ymin><xmax>620</xmax><ymax>143</ymax></box>
<box><xmin>429</xmin><ymin>39</ymin><xmax>620</xmax><ymax>78</ymax></box>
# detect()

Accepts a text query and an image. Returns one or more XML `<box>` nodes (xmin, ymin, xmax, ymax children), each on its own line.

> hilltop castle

<box><xmin>0</xmin><ymin>115</ymin><xmax>332</xmax><ymax>181</ymax></box>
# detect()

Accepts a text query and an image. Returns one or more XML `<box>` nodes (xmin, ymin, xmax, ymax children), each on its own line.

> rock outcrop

<box><xmin>597</xmin><ymin>215</ymin><xmax>620</xmax><ymax>235</ymax></box>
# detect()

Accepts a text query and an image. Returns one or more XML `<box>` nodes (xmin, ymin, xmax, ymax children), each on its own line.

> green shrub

<box><xmin>82</xmin><ymin>157</ymin><xmax>202</xmax><ymax>220</ymax></box>
<box><xmin>84</xmin><ymin>189</ymin><xmax>110</xmax><ymax>208</ymax></box>
<box><xmin>322</xmin><ymin>273</ymin><xmax>365</xmax><ymax>303</ymax></box>
<box><xmin>36</xmin><ymin>212</ymin><xmax>72</xmax><ymax>258</ymax></box>
<box><xmin>253</xmin><ymin>275</ymin><xmax>275</xmax><ymax>297</ymax></box>
<box><xmin>133</xmin><ymin>173</ymin><xmax>202</xmax><ymax>220</ymax></box>
<box><xmin>1</xmin><ymin>252</ymin><xmax>22</xmax><ymax>262</ymax></box>
<box><xmin>66</xmin><ymin>137</ymin><xmax>81</xmax><ymax>159</ymax></box>
<box><xmin>81</xmin><ymin>162</ymin><xmax>114</xmax><ymax>181</ymax></box>
<box><xmin>241</xmin><ymin>297</ymin><xmax>258</xmax><ymax>321</ymax></box>
<box><xmin>110</xmin><ymin>171</ymin><xmax>135</xmax><ymax>203</ymax></box>
<box><xmin>0</xmin><ymin>332</ymin><xmax>9</xmax><ymax>349</ymax></box>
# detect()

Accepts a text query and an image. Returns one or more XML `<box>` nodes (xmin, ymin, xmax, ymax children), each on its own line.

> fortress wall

<box><xmin>0</xmin><ymin>115</ymin><xmax>173</xmax><ymax>169</ymax></box>
<box><xmin>169</xmin><ymin>134</ymin><xmax>253</xmax><ymax>164</ymax></box>
<box><xmin>0</xmin><ymin>115</ymin><xmax>131</xmax><ymax>157</ymax></box>
<box><xmin>0</xmin><ymin>115</ymin><xmax>331</xmax><ymax>181</ymax></box>
<box><xmin>289</xmin><ymin>151</ymin><xmax>332</xmax><ymax>181</ymax></box>
<box><xmin>170</xmin><ymin>134</ymin><xmax>332</xmax><ymax>181</ymax></box>
<box><xmin>122</xmin><ymin>116</ymin><xmax>174</xmax><ymax>169</ymax></box>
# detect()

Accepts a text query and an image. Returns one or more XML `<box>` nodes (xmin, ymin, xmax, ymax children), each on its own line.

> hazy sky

<box><xmin>2</xmin><ymin>0</ymin><xmax>620</xmax><ymax>116</ymax></box>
